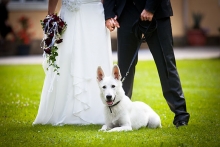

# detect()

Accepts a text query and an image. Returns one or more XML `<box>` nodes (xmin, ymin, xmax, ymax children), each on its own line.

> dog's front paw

<box><xmin>98</xmin><ymin>129</ymin><xmax>107</xmax><ymax>132</ymax></box>
<box><xmin>99</xmin><ymin>125</ymin><xmax>108</xmax><ymax>132</ymax></box>
<box><xmin>107</xmin><ymin>128</ymin><xmax>123</xmax><ymax>132</ymax></box>
<box><xmin>107</xmin><ymin>126</ymin><xmax>133</xmax><ymax>132</ymax></box>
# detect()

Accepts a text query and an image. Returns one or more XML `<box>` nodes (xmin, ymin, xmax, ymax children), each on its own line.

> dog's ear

<box><xmin>112</xmin><ymin>65</ymin><xmax>121</xmax><ymax>80</ymax></box>
<box><xmin>97</xmin><ymin>66</ymin><xmax>104</xmax><ymax>81</ymax></box>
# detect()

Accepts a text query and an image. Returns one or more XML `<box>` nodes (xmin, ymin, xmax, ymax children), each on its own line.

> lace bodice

<box><xmin>62</xmin><ymin>0</ymin><xmax>100</xmax><ymax>11</ymax></box>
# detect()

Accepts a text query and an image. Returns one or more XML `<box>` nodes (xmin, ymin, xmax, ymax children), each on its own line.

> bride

<box><xmin>33</xmin><ymin>0</ymin><xmax>113</xmax><ymax>125</ymax></box>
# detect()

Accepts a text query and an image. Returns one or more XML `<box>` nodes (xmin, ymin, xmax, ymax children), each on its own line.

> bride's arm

<box><xmin>48</xmin><ymin>0</ymin><xmax>58</xmax><ymax>15</ymax></box>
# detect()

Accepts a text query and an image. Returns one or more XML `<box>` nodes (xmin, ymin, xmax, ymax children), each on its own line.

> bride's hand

<box><xmin>105</xmin><ymin>16</ymin><xmax>120</xmax><ymax>32</ymax></box>
<box><xmin>105</xmin><ymin>18</ymin><xmax>115</xmax><ymax>32</ymax></box>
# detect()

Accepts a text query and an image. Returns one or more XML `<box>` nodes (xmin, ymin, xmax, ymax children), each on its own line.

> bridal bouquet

<box><xmin>41</xmin><ymin>14</ymin><xmax>67</xmax><ymax>75</ymax></box>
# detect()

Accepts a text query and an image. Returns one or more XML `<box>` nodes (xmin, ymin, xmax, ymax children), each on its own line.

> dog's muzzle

<box><xmin>106</xmin><ymin>95</ymin><xmax>115</xmax><ymax>106</ymax></box>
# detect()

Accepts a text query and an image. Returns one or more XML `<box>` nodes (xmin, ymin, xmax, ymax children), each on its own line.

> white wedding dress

<box><xmin>33</xmin><ymin>0</ymin><xmax>113</xmax><ymax>125</ymax></box>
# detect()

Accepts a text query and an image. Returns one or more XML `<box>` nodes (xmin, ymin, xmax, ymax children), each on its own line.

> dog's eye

<box><xmin>102</xmin><ymin>86</ymin><xmax>106</xmax><ymax>89</ymax></box>
<box><xmin>111</xmin><ymin>85</ymin><xmax>115</xmax><ymax>88</ymax></box>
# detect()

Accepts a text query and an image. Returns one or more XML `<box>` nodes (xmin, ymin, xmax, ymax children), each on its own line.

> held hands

<box><xmin>141</xmin><ymin>9</ymin><xmax>153</xmax><ymax>21</ymax></box>
<box><xmin>105</xmin><ymin>10</ymin><xmax>153</xmax><ymax>31</ymax></box>
<box><xmin>105</xmin><ymin>16</ymin><xmax>120</xmax><ymax>32</ymax></box>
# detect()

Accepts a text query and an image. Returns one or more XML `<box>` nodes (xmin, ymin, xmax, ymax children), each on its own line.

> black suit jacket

<box><xmin>103</xmin><ymin>0</ymin><xmax>173</xmax><ymax>20</ymax></box>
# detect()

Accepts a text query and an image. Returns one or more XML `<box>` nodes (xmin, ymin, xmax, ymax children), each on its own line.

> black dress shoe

<box><xmin>175</xmin><ymin>121</ymin><xmax>188</xmax><ymax>128</ymax></box>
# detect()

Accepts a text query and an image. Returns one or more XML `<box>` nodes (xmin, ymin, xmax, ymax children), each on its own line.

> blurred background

<box><xmin>0</xmin><ymin>0</ymin><xmax>220</xmax><ymax>56</ymax></box>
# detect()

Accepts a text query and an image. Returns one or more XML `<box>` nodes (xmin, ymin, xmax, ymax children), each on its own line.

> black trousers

<box><xmin>117</xmin><ymin>1</ymin><xmax>190</xmax><ymax>125</ymax></box>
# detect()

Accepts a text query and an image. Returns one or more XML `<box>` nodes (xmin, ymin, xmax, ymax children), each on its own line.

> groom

<box><xmin>103</xmin><ymin>0</ymin><xmax>190</xmax><ymax>128</ymax></box>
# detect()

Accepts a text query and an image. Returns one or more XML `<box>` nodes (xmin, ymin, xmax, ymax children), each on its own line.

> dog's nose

<box><xmin>106</xmin><ymin>95</ymin><xmax>112</xmax><ymax>100</ymax></box>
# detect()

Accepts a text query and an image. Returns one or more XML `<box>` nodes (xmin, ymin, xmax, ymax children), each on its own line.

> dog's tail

<box><xmin>147</xmin><ymin>115</ymin><xmax>162</xmax><ymax>128</ymax></box>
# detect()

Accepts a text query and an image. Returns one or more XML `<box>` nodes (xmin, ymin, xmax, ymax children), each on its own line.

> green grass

<box><xmin>0</xmin><ymin>59</ymin><xmax>220</xmax><ymax>147</ymax></box>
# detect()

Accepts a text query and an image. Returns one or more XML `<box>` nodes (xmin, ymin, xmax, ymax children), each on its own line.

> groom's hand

<box><xmin>141</xmin><ymin>9</ymin><xmax>153</xmax><ymax>21</ymax></box>
<box><xmin>112</xmin><ymin>16</ymin><xmax>120</xmax><ymax>29</ymax></box>
<box><xmin>105</xmin><ymin>18</ymin><xmax>115</xmax><ymax>32</ymax></box>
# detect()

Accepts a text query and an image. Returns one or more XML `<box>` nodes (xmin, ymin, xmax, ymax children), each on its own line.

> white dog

<box><xmin>97</xmin><ymin>65</ymin><xmax>162</xmax><ymax>132</ymax></box>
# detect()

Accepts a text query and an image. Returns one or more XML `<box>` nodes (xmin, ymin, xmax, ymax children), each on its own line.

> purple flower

<box><xmin>56</xmin><ymin>39</ymin><xmax>63</xmax><ymax>44</ymax></box>
<box><xmin>48</xmin><ymin>32</ymin><xmax>54</xmax><ymax>38</ymax></box>
<box><xmin>44</xmin><ymin>48</ymin><xmax>51</xmax><ymax>54</ymax></box>
<box><xmin>58</xmin><ymin>21</ymin><xmax>65</xmax><ymax>28</ymax></box>
<box><xmin>53</xmin><ymin>14</ymin><xmax>59</xmax><ymax>21</ymax></box>
<box><xmin>44</xmin><ymin>37</ymin><xmax>52</xmax><ymax>46</ymax></box>
<box><xmin>43</xmin><ymin>18</ymin><xmax>49</xmax><ymax>24</ymax></box>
